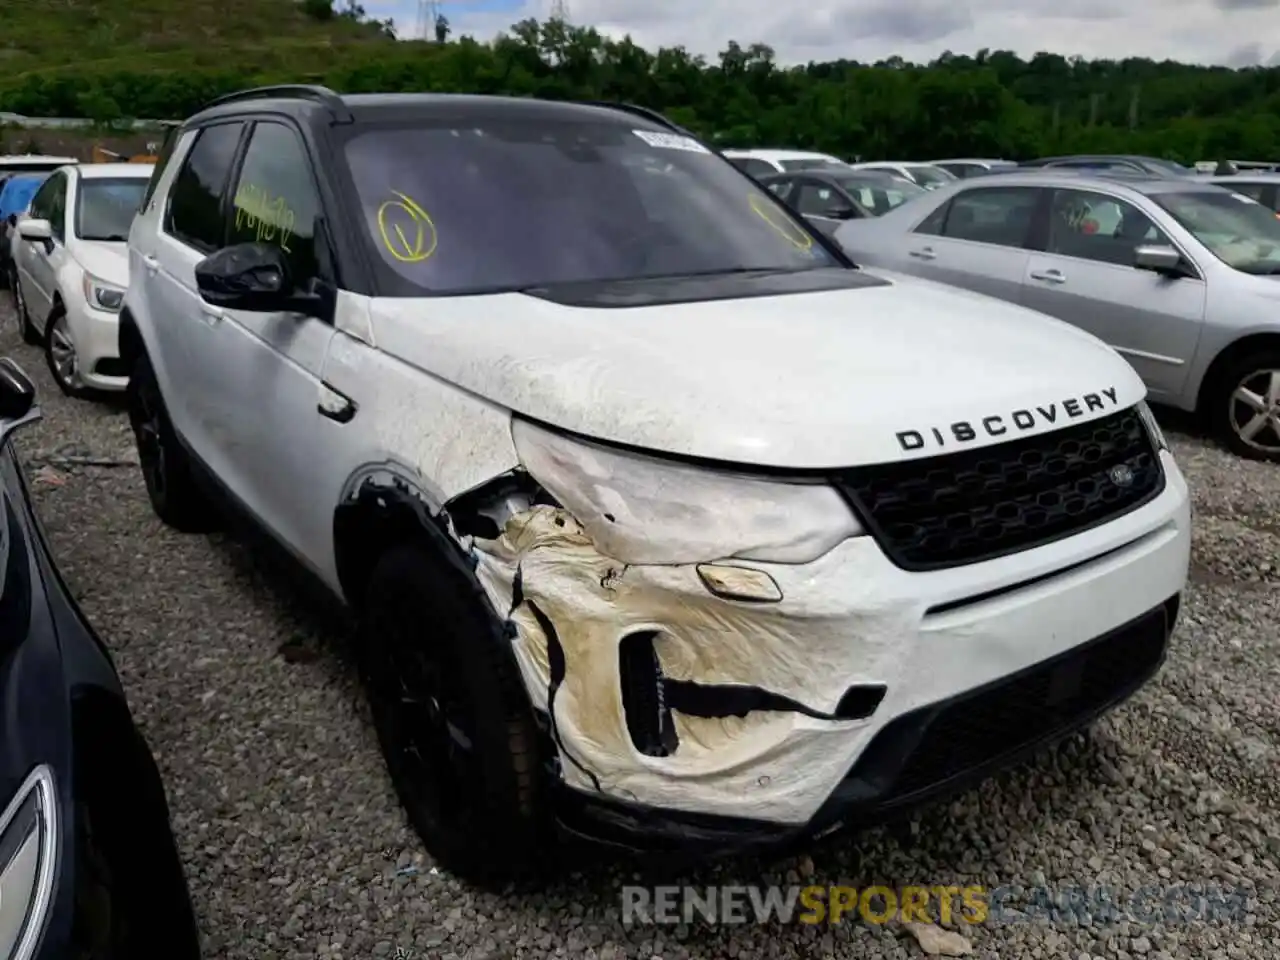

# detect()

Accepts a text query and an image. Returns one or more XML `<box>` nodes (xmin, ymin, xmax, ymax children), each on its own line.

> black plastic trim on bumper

<box><xmin>554</xmin><ymin>594</ymin><xmax>1178</xmax><ymax>856</ymax></box>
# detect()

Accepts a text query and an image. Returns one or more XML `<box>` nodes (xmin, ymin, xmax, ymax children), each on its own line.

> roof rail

<box><xmin>199</xmin><ymin>85</ymin><xmax>354</xmax><ymax>123</ymax></box>
<box><xmin>578</xmin><ymin>100</ymin><xmax>698</xmax><ymax>139</ymax></box>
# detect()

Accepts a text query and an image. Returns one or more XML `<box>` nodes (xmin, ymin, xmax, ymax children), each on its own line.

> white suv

<box><xmin>11</xmin><ymin>163</ymin><xmax>153</xmax><ymax>396</ymax></box>
<box><xmin>120</xmin><ymin>86</ymin><xmax>1192</xmax><ymax>887</ymax></box>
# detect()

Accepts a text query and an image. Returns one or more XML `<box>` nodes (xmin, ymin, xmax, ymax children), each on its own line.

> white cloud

<box><xmin>435</xmin><ymin>0</ymin><xmax>1280</xmax><ymax>68</ymax></box>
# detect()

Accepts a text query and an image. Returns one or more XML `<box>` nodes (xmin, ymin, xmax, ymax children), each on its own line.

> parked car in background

<box><xmin>833</xmin><ymin>169</ymin><xmax>1280</xmax><ymax>461</ymax></box>
<box><xmin>933</xmin><ymin>158</ymin><xmax>1018</xmax><ymax>179</ymax></box>
<box><xmin>759</xmin><ymin>169</ymin><xmax>926</xmax><ymax>234</ymax></box>
<box><xmin>0</xmin><ymin>357</ymin><xmax>201</xmax><ymax>958</ymax></box>
<box><xmin>847</xmin><ymin>161</ymin><xmax>956</xmax><ymax>189</ymax></box>
<box><xmin>1202</xmin><ymin>172</ymin><xmax>1280</xmax><ymax>215</ymax></box>
<box><xmin>722</xmin><ymin>148</ymin><xmax>850</xmax><ymax>177</ymax></box>
<box><xmin>0</xmin><ymin>173</ymin><xmax>47</xmax><ymax>289</ymax></box>
<box><xmin>0</xmin><ymin>156</ymin><xmax>78</xmax><ymax>179</ymax></box>
<box><xmin>10</xmin><ymin>163</ymin><xmax>152</xmax><ymax>397</ymax></box>
<box><xmin>120</xmin><ymin>86</ymin><xmax>1190</xmax><ymax>887</ymax></box>
<box><xmin>1020</xmin><ymin>154</ymin><xmax>1193</xmax><ymax>176</ymax></box>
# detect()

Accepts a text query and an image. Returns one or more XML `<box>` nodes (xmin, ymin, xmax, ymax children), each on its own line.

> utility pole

<box><xmin>1088</xmin><ymin>93</ymin><xmax>1100</xmax><ymax>127</ymax></box>
<box><xmin>1128</xmin><ymin>85</ymin><xmax>1140</xmax><ymax>131</ymax></box>
<box><xmin>417</xmin><ymin>0</ymin><xmax>439</xmax><ymax>39</ymax></box>
<box><xmin>549</xmin><ymin>0</ymin><xmax>569</xmax><ymax>21</ymax></box>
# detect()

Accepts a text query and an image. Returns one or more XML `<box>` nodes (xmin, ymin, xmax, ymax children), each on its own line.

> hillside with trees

<box><xmin>2</xmin><ymin>0</ymin><xmax>1280</xmax><ymax>162</ymax></box>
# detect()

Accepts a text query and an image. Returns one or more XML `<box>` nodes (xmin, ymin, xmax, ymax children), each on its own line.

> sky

<box><xmin>363</xmin><ymin>0</ymin><xmax>1280</xmax><ymax>68</ymax></box>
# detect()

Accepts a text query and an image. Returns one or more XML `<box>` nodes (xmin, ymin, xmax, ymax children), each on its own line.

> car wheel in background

<box><xmin>44</xmin><ymin>305</ymin><xmax>87</xmax><ymax>398</ymax></box>
<box><xmin>358</xmin><ymin>544</ymin><xmax>550</xmax><ymax>889</ymax></box>
<box><xmin>1214</xmin><ymin>350</ymin><xmax>1280</xmax><ymax>463</ymax></box>
<box><xmin>10</xmin><ymin>266</ymin><xmax>40</xmax><ymax>345</ymax></box>
<box><xmin>126</xmin><ymin>352</ymin><xmax>219</xmax><ymax>532</ymax></box>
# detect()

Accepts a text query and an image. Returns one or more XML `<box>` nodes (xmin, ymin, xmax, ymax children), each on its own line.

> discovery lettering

<box><xmin>895</xmin><ymin>387</ymin><xmax>1118</xmax><ymax>453</ymax></box>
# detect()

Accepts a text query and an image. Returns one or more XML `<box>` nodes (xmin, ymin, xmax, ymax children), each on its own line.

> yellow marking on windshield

<box><xmin>377</xmin><ymin>191</ymin><xmax>437</xmax><ymax>263</ymax></box>
<box><xmin>748</xmin><ymin>192</ymin><xmax>813</xmax><ymax>251</ymax></box>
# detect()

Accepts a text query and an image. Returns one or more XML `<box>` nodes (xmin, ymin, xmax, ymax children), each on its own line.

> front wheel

<box><xmin>45</xmin><ymin>306</ymin><xmax>87</xmax><ymax>397</ymax></box>
<box><xmin>10</xmin><ymin>266</ymin><xmax>40</xmax><ymax>345</ymax></box>
<box><xmin>359</xmin><ymin>544</ymin><xmax>550</xmax><ymax>888</ymax></box>
<box><xmin>126</xmin><ymin>353</ymin><xmax>219</xmax><ymax>532</ymax></box>
<box><xmin>1212</xmin><ymin>351</ymin><xmax>1280</xmax><ymax>463</ymax></box>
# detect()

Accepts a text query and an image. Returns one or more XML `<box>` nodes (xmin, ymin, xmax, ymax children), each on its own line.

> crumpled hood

<box><xmin>368</xmin><ymin>274</ymin><xmax>1146</xmax><ymax>468</ymax></box>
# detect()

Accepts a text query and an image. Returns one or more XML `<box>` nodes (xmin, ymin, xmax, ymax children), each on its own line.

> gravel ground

<box><xmin>2</xmin><ymin>294</ymin><xmax>1278</xmax><ymax>960</ymax></box>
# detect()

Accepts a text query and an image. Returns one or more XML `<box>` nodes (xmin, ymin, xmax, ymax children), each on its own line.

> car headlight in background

<box><xmin>81</xmin><ymin>273</ymin><xmax>124</xmax><ymax>312</ymax></box>
<box><xmin>1136</xmin><ymin>400</ymin><xmax>1168</xmax><ymax>451</ymax></box>
<box><xmin>0</xmin><ymin>765</ymin><xmax>58</xmax><ymax>960</ymax></box>
<box><xmin>510</xmin><ymin>418</ymin><xmax>864</xmax><ymax>565</ymax></box>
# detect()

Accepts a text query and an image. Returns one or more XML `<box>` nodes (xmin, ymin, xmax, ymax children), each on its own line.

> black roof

<box><xmin>185</xmin><ymin>84</ymin><xmax>687</xmax><ymax>134</ymax></box>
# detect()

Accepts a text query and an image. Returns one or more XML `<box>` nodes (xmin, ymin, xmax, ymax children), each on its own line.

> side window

<box><xmin>913</xmin><ymin>200</ymin><xmax>950</xmax><ymax>235</ymax></box>
<box><xmin>226</xmin><ymin>121</ymin><xmax>325</xmax><ymax>284</ymax></box>
<box><xmin>793</xmin><ymin>181</ymin><xmax>853</xmax><ymax>218</ymax></box>
<box><xmin>733</xmin><ymin>158</ymin><xmax>775</xmax><ymax>179</ymax></box>
<box><xmin>765</xmin><ymin>177</ymin><xmax>795</xmax><ymax>201</ymax></box>
<box><xmin>938</xmin><ymin>187</ymin><xmax>1041</xmax><ymax>247</ymax></box>
<box><xmin>47</xmin><ymin>176</ymin><xmax>67</xmax><ymax>242</ymax></box>
<box><xmin>27</xmin><ymin>174</ymin><xmax>59</xmax><ymax>221</ymax></box>
<box><xmin>1047</xmin><ymin>188</ymin><xmax>1169</xmax><ymax>267</ymax></box>
<box><xmin>164</xmin><ymin>122</ymin><xmax>245</xmax><ymax>254</ymax></box>
<box><xmin>139</xmin><ymin>124</ymin><xmax>182</xmax><ymax>214</ymax></box>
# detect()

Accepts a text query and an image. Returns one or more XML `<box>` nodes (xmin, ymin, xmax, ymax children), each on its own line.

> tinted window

<box><xmin>836</xmin><ymin>175</ymin><xmax>925</xmax><ymax>214</ymax></box>
<box><xmin>1047</xmin><ymin>188</ymin><xmax>1167</xmax><ymax>266</ymax></box>
<box><xmin>764</xmin><ymin>177</ymin><xmax>796</xmax><ymax>201</ymax></box>
<box><xmin>25</xmin><ymin>173</ymin><xmax>59</xmax><ymax>222</ymax></box>
<box><xmin>139</xmin><ymin>124</ymin><xmax>181</xmax><ymax>214</ymax></box>
<box><xmin>913</xmin><ymin>200</ymin><xmax>950</xmax><ymax>235</ymax></box>
<box><xmin>227</xmin><ymin>122</ymin><xmax>325</xmax><ymax>284</ymax></box>
<box><xmin>731</xmin><ymin>157</ymin><xmax>776</xmax><ymax>178</ymax></box>
<box><xmin>1153</xmin><ymin>189</ymin><xmax>1280</xmax><ymax>274</ymax></box>
<box><xmin>793</xmin><ymin>181</ymin><xmax>854</xmax><ymax>218</ymax></box>
<box><xmin>938</xmin><ymin>187</ymin><xmax>1040</xmax><ymax>247</ymax></box>
<box><xmin>76</xmin><ymin>177</ymin><xmax>148</xmax><ymax>242</ymax></box>
<box><xmin>341</xmin><ymin>121</ymin><xmax>838</xmax><ymax>296</ymax></box>
<box><xmin>778</xmin><ymin>158</ymin><xmax>846</xmax><ymax>172</ymax></box>
<box><xmin>906</xmin><ymin>165</ymin><xmax>956</xmax><ymax>187</ymax></box>
<box><xmin>165</xmin><ymin>122</ymin><xmax>244</xmax><ymax>252</ymax></box>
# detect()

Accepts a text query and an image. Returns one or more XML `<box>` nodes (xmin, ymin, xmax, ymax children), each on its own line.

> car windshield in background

<box><xmin>1154</xmin><ymin>190</ymin><xmax>1280</xmax><ymax>273</ymax></box>
<box><xmin>777</xmin><ymin>158</ymin><xmax>848</xmax><ymax>172</ymax></box>
<box><xmin>1145</xmin><ymin>158</ymin><xmax>1192</xmax><ymax>176</ymax></box>
<box><xmin>77</xmin><ymin>178</ymin><xmax>148</xmax><ymax>241</ymax></box>
<box><xmin>907</xmin><ymin>165</ymin><xmax>955</xmax><ymax>186</ymax></box>
<box><xmin>341</xmin><ymin>122</ymin><xmax>839</xmax><ymax>295</ymax></box>
<box><xmin>834</xmin><ymin>175</ymin><xmax>925</xmax><ymax>214</ymax></box>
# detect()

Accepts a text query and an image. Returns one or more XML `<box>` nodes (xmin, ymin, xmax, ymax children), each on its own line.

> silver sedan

<box><xmin>833</xmin><ymin>170</ymin><xmax>1280</xmax><ymax>462</ymax></box>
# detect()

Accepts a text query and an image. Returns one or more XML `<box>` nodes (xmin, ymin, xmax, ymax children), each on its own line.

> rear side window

<box><xmin>164</xmin><ymin>122</ymin><xmax>245</xmax><ymax>253</ymax></box>
<box><xmin>938</xmin><ymin>187</ymin><xmax>1041</xmax><ymax>248</ymax></box>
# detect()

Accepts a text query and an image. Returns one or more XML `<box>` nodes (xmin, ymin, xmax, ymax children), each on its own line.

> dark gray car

<box><xmin>759</xmin><ymin>170</ymin><xmax>927</xmax><ymax>235</ymax></box>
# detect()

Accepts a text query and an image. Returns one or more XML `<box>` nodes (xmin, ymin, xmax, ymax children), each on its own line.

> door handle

<box><xmin>199</xmin><ymin>306</ymin><xmax>223</xmax><ymax>326</ymax></box>
<box><xmin>143</xmin><ymin>255</ymin><xmax>159</xmax><ymax>275</ymax></box>
<box><xmin>909</xmin><ymin>246</ymin><xmax>937</xmax><ymax>260</ymax></box>
<box><xmin>1029</xmin><ymin>269</ymin><xmax>1066</xmax><ymax>284</ymax></box>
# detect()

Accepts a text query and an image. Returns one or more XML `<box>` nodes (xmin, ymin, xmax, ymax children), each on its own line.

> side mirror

<box><xmin>18</xmin><ymin>219</ymin><xmax>51</xmax><ymax>242</ymax></box>
<box><xmin>194</xmin><ymin>243</ymin><xmax>320</xmax><ymax>315</ymax></box>
<box><xmin>0</xmin><ymin>358</ymin><xmax>41</xmax><ymax>441</ymax></box>
<box><xmin>1134</xmin><ymin>244</ymin><xmax>1184</xmax><ymax>275</ymax></box>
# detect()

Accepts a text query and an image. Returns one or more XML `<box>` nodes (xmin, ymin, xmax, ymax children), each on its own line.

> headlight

<box><xmin>510</xmin><ymin>418</ymin><xmax>864</xmax><ymax>565</ymax></box>
<box><xmin>0</xmin><ymin>766</ymin><xmax>58</xmax><ymax>960</ymax></box>
<box><xmin>1136</xmin><ymin>400</ymin><xmax>1168</xmax><ymax>451</ymax></box>
<box><xmin>81</xmin><ymin>273</ymin><xmax>124</xmax><ymax>312</ymax></box>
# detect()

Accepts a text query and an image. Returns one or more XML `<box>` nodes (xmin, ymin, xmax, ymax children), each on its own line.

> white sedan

<box><xmin>10</xmin><ymin>162</ymin><xmax>153</xmax><ymax>396</ymax></box>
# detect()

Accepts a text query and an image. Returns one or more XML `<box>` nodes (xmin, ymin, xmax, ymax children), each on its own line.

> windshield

<box><xmin>76</xmin><ymin>178</ymin><xmax>148</xmax><ymax>241</ymax></box>
<box><xmin>778</xmin><ymin>158</ymin><xmax>847</xmax><ymax>172</ymax></box>
<box><xmin>1153</xmin><ymin>189</ymin><xmax>1280</xmax><ymax>273</ymax></box>
<box><xmin>1144</xmin><ymin>158</ymin><xmax>1192</xmax><ymax>176</ymax></box>
<box><xmin>341</xmin><ymin>121</ymin><xmax>839</xmax><ymax>295</ymax></box>
<box><xmin>833</xmin><ymin>175</ymin><xmax>926</xmax><ymax>214</ymax></box>
<box><xmin>907</xmin><ymin>165</ymin><xmax>956</xmax><ymax>187</ymax></box>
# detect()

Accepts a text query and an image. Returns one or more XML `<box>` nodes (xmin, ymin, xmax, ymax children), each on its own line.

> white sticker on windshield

<box><xmin>632</xmin><ymin>130</ymin><xmax>710</xmax><ymax>153</ymax></box>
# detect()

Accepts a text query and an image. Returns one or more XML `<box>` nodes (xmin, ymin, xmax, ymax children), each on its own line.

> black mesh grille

<box><xmin>863</xmin><ymin>601</ymin><xmax>1170</xmax><ymax>801</ymax></box>
<box><xmin>836</xmin><ymin>407</ymin><xmax>1163</xmax><ymax>571</ymax></box>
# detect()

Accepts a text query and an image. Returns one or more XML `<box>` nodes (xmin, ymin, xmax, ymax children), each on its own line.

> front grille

<box><xmin>835</xmin><ymin>407</ymin><xmax>1163</xmax><ymax>571</ymax></box>
<box><xmin>841</xmin><ymin>598</ymin><xmax>1172</xmax><ymax>805</ymax></box>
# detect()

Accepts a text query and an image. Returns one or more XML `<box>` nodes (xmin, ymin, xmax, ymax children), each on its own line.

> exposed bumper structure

<box><xmin>469</xmin><ymin>449</ymin><xmax>1191</xmax><ymax>849</ymax></box>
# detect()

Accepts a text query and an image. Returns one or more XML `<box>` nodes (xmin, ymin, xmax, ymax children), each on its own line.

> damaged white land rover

<box><xmin>119</xmin><ymin>86</ymin><xmax>1192</xmax><ymax>885</ymax></box>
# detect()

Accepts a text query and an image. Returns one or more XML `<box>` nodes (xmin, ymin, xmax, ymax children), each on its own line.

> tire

<box><xmin>126</xmin><ymin>352</ymin><xmax>219</xmax><ymax>532</ymax></box>
<box><xmin>359</xmin><ymin>544</ymin><xmax>549</xmax><ymax>888</ymax></box>
<box><xmin>44</xmin><ymin>304</ymin><xmax>87</xmax><ymax>398</ymax></box>
<box><xmin>10</xmin><ymin>265</ymin><xmax>40</xmax><ymax>345</ymax></box>
<box><xmin>1210</xmin><ymin>349</ymin><xmax>1280</xmax><ymax>463</ymax></box>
